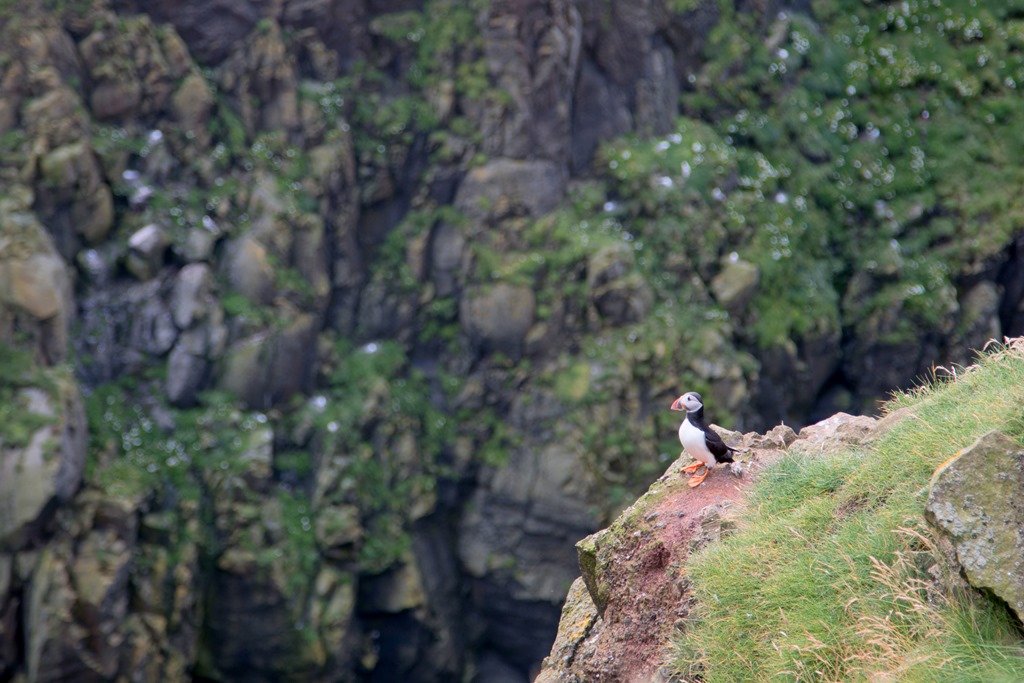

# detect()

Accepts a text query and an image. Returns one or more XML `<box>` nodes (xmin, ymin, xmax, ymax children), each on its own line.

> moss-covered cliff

<box><xmin>2</xmin><ymin>0</ymin><xmax>1024</xmax><ymax>680</ymax></box>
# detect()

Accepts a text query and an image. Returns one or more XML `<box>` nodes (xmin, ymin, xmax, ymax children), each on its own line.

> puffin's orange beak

<box><xmin>670</xmin><ymin>397</ymin><xmax>684</xmax><ymax>411</ymax></box>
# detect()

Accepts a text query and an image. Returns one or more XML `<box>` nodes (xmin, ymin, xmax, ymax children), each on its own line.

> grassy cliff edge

<box><xmin>539</xmin><ymin>339</ymin><xmax>1024</xmax><ymax>681</ymax></box>
<box><xmin>672</xmin><ymin>338</ymin><xmax>1024</xmax><ymax>680</ymax></box>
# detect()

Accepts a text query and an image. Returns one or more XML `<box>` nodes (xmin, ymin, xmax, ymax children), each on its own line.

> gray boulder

<box><xmin>0</xmin><ymin>198</ymin><xmax>74</xmax><ymax>364</ymax></box>
<box><xmin>171</xmin><ymin>262</ymin><xmax>215</xmax><ymax>330</ymax></box>
<box><xmin>222</xmin><ymin>236</ymin><xmax>276</xmax><ymax>306</ymax></box>
<box><xmin>925</xmin><ymin>430</ymin><xmax>1024</xmax><ymax>624</ymax></box>
<box><xmin>710</xmin><ymin>258</ymin><xmax>760</xmax><ymax>315</ymax></box>
<box><xmin>789</xmin><ymin>412</ymin><xmax>878</xmax><ymax>457</ymax></box>
<box><xmin>217</xmin><ymin>310</ymin><xmax>316</xmax><ymax>409</ymax></box>
<box><xmin>36</xmin><ymin>140</ymin><xmax>115</xmax><ymax>246</ymax></box>
<box><xmin>476</xmin><ymin>2</ymin><xmax>579</xmax><ymax>163</ymax></box>
<box><xmin>0</xmin><ymin>382</ymin><xmax>87</xmax><ymax>550</ymax></box>
<box><xmin>455</xmin><ymin>158</ymin><xmax>567</xmax><ymax>224</ymax></box>
<box><xmin>125</xmin><ymin>224</ymin><xmax>170</xmax><ymax>281</ymax></box>
<box><xmin>587</xmin><ymin>243</ymin><xmax>652</xmax><ymax>326</ymax></box>
<box><xmin>460</xmin><ymin>283</ymin><xmax>536</xmax><ymax>356</ymax></box>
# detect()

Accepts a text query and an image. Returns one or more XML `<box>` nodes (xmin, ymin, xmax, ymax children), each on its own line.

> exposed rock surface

<box><xmin>460</xmin><ymin>282</ymin><xmax>537</xmax><ymax>355</ymax></box>
<box><xmin>0</xmin><ymin>381</ymin><xmax>87</xmax><ymax>551</ymax></box>
<box><xmin>925</xmin><ymin>430</ymin><xmax>1024</xmax><ymax>624</ymax></box>
<box><xmin>710</xmin><ymin>257</ymin><xmax>760</xmax><ymax>315</ymax></box>
<box><xmin>0</xmin><ymin>196</ymin><xmax>75</xmax><ymax>365</ymax></box>
<box><xmin>534</xmin><ymin>424</ymin><xmax>759</xmax><ymax>682</ymax></box>
<box><xmin>455</xmin><ymin>158</ymin><xmax>568</xmax><ymax>223</ymax></box>
<box><xmin>536</xmin><ymin>409</ymin><xmax>918</xmax><ymax>682</ymax></box>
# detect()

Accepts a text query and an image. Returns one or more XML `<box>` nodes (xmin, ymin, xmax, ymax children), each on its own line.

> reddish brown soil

<box><xmin>554</xmin><ymin>440</ymin><xmax>786</xmax><ymax>683</ymax></box>
<box><xmin>537</xmin><ymin>415</ymin><xmax>900</xmax><ymax>683</ymax></box>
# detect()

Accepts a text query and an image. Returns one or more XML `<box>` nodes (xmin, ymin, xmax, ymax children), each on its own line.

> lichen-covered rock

<box><xmin>129</xmin><ymin>297</ymin><xmax>178</xmax><ymax>355</ymax></box>
<box><xmin>460</xmin><ymin>282</ymin><xmax>536</xmax><ymax>355</ymax></box>
<box><xmin>170</xmin><ymin>263</ymin><xmax>215</xmax><ymax>329</ymax></box>
<box><xmin>574</xmin><ymin>529</ymin><xmax>610</xmax><ymax>616</ymax></box>
<box><xmin>78</xmin><ymin>11</ymin><xmax>180</xmax><ymax>120</ymax></box>
<box><xmin>15</xmin><ymin>492</ymin><xmax>144</xmax><ymax>677</ymax></box>
<box><xmin>534</xmin><ymin>578</ymin><xmax>598</xmax><ymax>683</ymax></box>
<box><xmin>0</xmin><ymin>379</ymin><xmax>86</xmax><ymax>551</ymax></box>
<box><xmin>314</xmin><ymin>505</ymin><xmax>361</xmax><ymax>562</ymax></box>
<box><xmin>36</xmin><ymin>140</ymin><xmax>115</xmax><ymax>246</ymax></box>
<box><xmin>222</xmin><ymin>236</ymin><xmax>276</xmax><ymax>306</ymax></box>
<box><xmin>165</xmin><ymin>264</ymin><xmax>226</xmax><ymax>405</ymax></box>
<box><xmin>217</xmin><ymin>310</ymin><xmax>316</xmax><ymax>409</ymax></box>
<box><xmin>24</xmin><ymin>545</ymin><xmax>80</xmax><ymax>682</ymax></box>
<box><xmin>125</xmin><ymin>224</ymin><xmax>170</xmax><ymax>281</ymax></box>
<box><xmin>925</xmin><ymin>430</ymin><xmax>1024</xmax><ymax>624</ymax></box>
<box><xmin>477</xmin><ymin>1</ymin><xmax>580</xmax><ymax>163</ymax></box>
<box><xmin>23</xmin><ymin>83</ymin><xmax>90</xmax><ymax>152</ymax></box>
<box><xmin>309</xmin><ymin>565</ymin><xmax>357</xmax><ymax>673</ymax></box>
<box><xmin>710</xmin><ymin>257</ymin><xmax>760</xmax><ymax>314</ymax></box>
<box><xmin>167</xmin><ymin>330</ymin><xmax>211</xmax><ymax>406</ymax></box>
<box><xmin>587</xmin><ymin>243</ymin><xmax>653</xmax><ymax>325</ymax></box>
<box><xmin>455</xmin><ymin>158</ymin><xmax>567</xmax><ymax>224</ymax></box>
<box><xmin>218</xmin><ymin>19</ymin><xmax>300</xmax><ymax>134</ymax></box>
<box><xmin>8</xmin><ymin>16</ymin><xmax>89</xmax><ymax>148</ymax></box>
<box><xmin>430</xmin><ymin>222</ymin><xmax>465</xmax><ymax>297</ymax></box>
<box><xmin>751</xmin><ymin>423</ymin><xmax>798</xmax><ymax>450</ymax></box>
<box><xmin>0</xmin><ymin>204</ymin><xmax>74</xmax><ymax>364</ymax></box>
<box><xmin>171</xmin><ymin>71</ymin><xmax>215</xmax><ymax>146</ymax></box>
<box><xmin>789</xmin><ymin>412</ymin><xmax>878</xmax><ymax>457</ymax></box>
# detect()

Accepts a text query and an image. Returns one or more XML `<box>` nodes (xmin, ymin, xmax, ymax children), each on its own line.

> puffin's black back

<box><xmin>687</xmin><ymin>406</ymin><xmax>736</xmax><ymax>463</ymax></box>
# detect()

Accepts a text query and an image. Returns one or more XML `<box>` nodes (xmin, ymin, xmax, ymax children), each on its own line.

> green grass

<box><xmin>671</xmin><ymin>340</ymin><xmax>1024</xmax><ymax>681</ymax></box>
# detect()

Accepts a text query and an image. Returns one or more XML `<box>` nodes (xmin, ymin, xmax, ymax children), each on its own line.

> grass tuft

<box><xmin>671</xmin><ymin>340</ymin><xmax>1024</xmax><ymax>681</ymax></box>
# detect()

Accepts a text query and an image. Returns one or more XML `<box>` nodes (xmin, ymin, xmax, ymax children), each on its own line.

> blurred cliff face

<box><xmin>2</xmin><ymin>0</ymin><xmax>1024</xmax><ymax>680</ymax></box>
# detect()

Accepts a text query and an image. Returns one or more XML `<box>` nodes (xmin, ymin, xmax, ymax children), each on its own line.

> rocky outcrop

<box><xmin>458</xmin><ymin>440</ymin><xmax>596</xmax><ymax>671</ymax></box>
<box><xmin>536</xmin><ymin>427</ymin><xmax>761</xmax><ymax>683</ymax></box>
<box><xmin>477</xmin><ymin>1</ymin><xmax>580</xmax><ymax>163</ymax></box>
<box><xmin>455</xmin><ymin>159</ymin><xmax>568</xmax><ymax>224</ymax></box>
<box><xmin>710</xmin><ymin>257</ymin><xmax>759</xmax><ymax>316</ymax></box>
<box><xmin>536</xmin><ymin>411</ymin><xmax>905</xmax><ymax>682</ymax></box>
<box><xmin>0</xmin><ymin>378</ymin><xmax>87</xmax><ymax>551</ymax></box>
<box><xmin>460</xmin><ymin>283</ymin><xmax>537</xmax><ymax>356</ymax></box>
<box><xmin>587</xmin><ymin>243</ymin><xmax>653</xmax><ymax>325</ymax></box>
<box><xmin>0</xmin><ymin>193</ymin><xmax>75</xmax><ymax>365</ymax></box>
<box><xmin>925</xmin><ymin>430</ymin><xmax>1024</xmax><ymax>624</ymax></box>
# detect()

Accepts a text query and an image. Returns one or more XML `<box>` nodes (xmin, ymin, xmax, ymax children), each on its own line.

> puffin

<box><xmin>670</xmin><ymin>391</ymin><xmax>738</xmax><ymax>487</ymax></box>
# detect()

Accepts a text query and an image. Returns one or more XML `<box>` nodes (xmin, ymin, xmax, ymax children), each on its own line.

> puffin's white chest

<box><xmin>679</xmin><ymin>418</ymin><xmax>715</xmax><ymax>466</ymax></box>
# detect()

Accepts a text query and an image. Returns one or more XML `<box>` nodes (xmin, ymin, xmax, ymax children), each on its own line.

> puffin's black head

<box><xmin>670</xmin><ymin>392</ymin><xmax>703</xmax><ymax>412</ymax></box>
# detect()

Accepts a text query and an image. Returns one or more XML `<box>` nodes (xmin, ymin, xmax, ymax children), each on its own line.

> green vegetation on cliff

<box><xmin>0</xmin><ymin>344</ymin><xmax>60</xmax><ymax>448</ymax></box>
<box><xmin>573</xmin><ymin>0</ymin><xmax>1024</xmax><ymax>351</ymax></box>
<box><xmin>672</xmin><ymin>340</ymin><xmax>1024</xmax><ymax>680</ymax></box>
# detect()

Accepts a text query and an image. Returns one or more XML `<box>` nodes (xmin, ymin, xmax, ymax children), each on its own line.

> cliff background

<box><xmin>2</xmin><ymin>0</ymin><xmax>1024</xmax><ymax>681</ymax></box>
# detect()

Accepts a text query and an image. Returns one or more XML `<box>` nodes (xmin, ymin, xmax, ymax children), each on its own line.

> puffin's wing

<box><xmin>704</xmin><ymin>429</ymin><xmax>737</xmax><ymax>462</ymax></box>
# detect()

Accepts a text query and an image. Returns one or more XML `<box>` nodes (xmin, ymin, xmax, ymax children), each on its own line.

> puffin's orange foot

<box><xmin>687</xmin><ymin>468</ymin><xmax>710</xmax><ymax>487</ymax></box>
<box><xmin>682</xmin><ymin>461</ymin><xmax>703</xmax><ymax>474</ymax></box>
